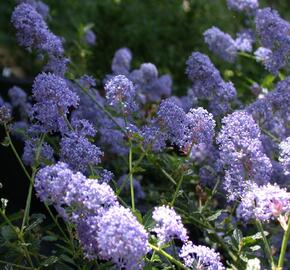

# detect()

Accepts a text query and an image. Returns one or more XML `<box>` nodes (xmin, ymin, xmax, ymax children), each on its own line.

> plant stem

<box><xmin>4</xmin><ymin>124</ymin><xmax>31</xmax><ymax>183</ymax></box>
<box><xmin>129</xmin><ymin>144</ymin><xmax>135</xmax><ymax>211</ymax></box>
<box><xmin>149</xmin><ymin>244</ymin><xmax>188</xmax><ymax>270</ymax></box>
<box><xmin>171</xmin><ymin>173</ymin><xmax>184</xmax><ymax>206</ymax></box>
<box><xmin>256</xmin><ymin>220</ymin><xmax>275</xmax><ymax>269</ymax></box>
<box><xmin>21</xmin><ymin>134</ymin><xmax>45</xmax><ymax>232</ymax></box>
<box><xmin>278</xmin><ymin>218</ymin><xmax>290</xmax><ymax>269</ymax></box>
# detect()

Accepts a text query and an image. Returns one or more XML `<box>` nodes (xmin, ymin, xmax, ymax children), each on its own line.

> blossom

<box><xmin>111</xmin><ymin>47</ymin><xmax>132</xmax><ymax>75</ymax></box>
<box><xmin>31</xmin><ymin>73</ymin><xmax>79</xmax><ymax>132</ymax></box>
<box><xmin>235</xmin><ymin>29</ymin><xmax>254</xmax><ymax>52</ymax></box>
<box><xmin>22</xmin><ymin>138</ymin><xmax>54</xmax><ymax>166</ymax></box>
<box><xmin>60</xmin><ymin>132</ymin><xmax>103</xmax><ymax>173</ymax></box>
<box><xmin>84</xmin><ymin>29</ymin><xmax>96</xmax><ymax>46</ymax></box>
<box><xmin>254</xmin><ymin>47</ymin><xmax>272</xmax><ymax>63</ymax></box>
<box><xmin>237</xmin><ymin>183</ymin><xmax>290</xmax><ymax>222</ymax></box>
<box><xmin>65</xmin><ymin>178</ymin><xmax>118</xmax><ymax>218</ymax></box>
<box><xmin>0</xmin><ymin>104</ymin><xmax>11</xmax><ymax>124</ymax></box>
<box><xmin>180</xmin><ymin>241</ymin><xmax>225</xmax><ymax>270</ymax></box>
<box><xmin>279</xmin><ymin>137</ymin><xmax>290</xmax><ymax>175</ymax></box>
<box><xmin>156</xmin><ymin>98</ymin><xmax>188</xmax><ymax>148</ymax></box>
<box><xmin>185</xmin><ymin>107</ymin><xmax>215</xmax><ymax>152</ymax></box>
<box><xmin>11</xmin><ymin>3</ymin><xmax>63</xmax><ymax>55</ymax></box>
<box><xmin>34</xmin><ymin>162</ymin><xmax>74</xmax><ymax>205</ymax></box>
<box><xmin>105</xmin><ymin>75</ymin><xmax>137</xmax><ymax>113</ymax></box>
<box><xmin>217</xmin><ymin>111</ymin><xmax>272</xmax><ymax>200</ymax></box>
<box><xmin>97</xmin><ymin>205</ymin><xmax>149</xmax><ymax>269</ymax></box>
<box><xmin>204</xmin><ymin>27</ymin><xmax>237</xmax><ymax>62</ymax></box>
<box><xmin>227</xmin><ymin>0</ymin><xmax>258</xmax><ymax>12</ymax></box>
<box><xmin>8</xmin><ymin>86</ymin><xmax>27</xmax><ymax>107</ymax></box>
<box><xmin>152</xmin><ymin>206</ymin><xmax>188</xmax><ymax>245</ymax></box>
<box><xmin>44</xmin><ymin>56</ymin><xmax>69</xmax><ymax>77</ymax></box>
<box><xmin>255</xmin><ymin>8</ymin><xmax>290</xmax><ymax>74</ymax></box>
<box><xmin>186</xmin><ymin>52</ymin><xmax>236</xmax><ymax>115</ymax></box>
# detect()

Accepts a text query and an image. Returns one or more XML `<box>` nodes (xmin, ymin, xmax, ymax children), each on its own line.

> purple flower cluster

<box><xmin>152</xmin><ymin>206</ymin><xmax>188</xmax><ymax>245</ymax></box>
<box><xmin>227</xmin><ymin>0</ymin><xmax>258</xmax><ymax>12</ymax></box>
<box><xmin>246</xmin><ymin>77</ymin><xmax>290</xmax><ymax>149</ymax></box>
<box><xmin>237</xmin><ymin>183</ymin><xmax>290</xmax><ymax>222</ymax></box>
<box><xmin>84</xmin><ymin>29</ymin><xmax>96</xmax><ymax>46</ymax></box>
<box><xmin>35</xmin><ymin>163</ymin><xmax>149</xmax><ymax>268</ymax></box>
<box><xmin>217</xmin><ymin>111</ymin><xmax>272</xmax><ymax>201</ymax></box>
<box><xmin>18</xmin><ymin>0</ymin><xmax>50</xmax><ymax>19</ymax></box>
<box><xmin>60</xmin><ymin>131</ymin><xmax>103</xmax><ymax>173</ymax></box>
<box><xmin>204</xmin><ymin>27</ymin><xmax>237</xmax><ymax>62</ymax></box>
<box><xmin>279</xmin><ymin>137</ymin><xmax>290</xmax><ymax>175</ymax></box>
<box><xmin>235</xmin><ymin>30</ymin><xmax>254</xmax><ymax>53</ymax></box>
<box><xmin>22</xmin><ymin>138</ymin><xmax>54</xmax><ymax>166</ymax></box>
<box><xmin>180</xmin><ymin>241</ymin><xmax>225</xmax><ymax>270</ymax></box>
<box><xmin>255</xmin><ymin>8</ymin><xmax>290</xmax><ymax>74</ymax></box>
<box><xmin>11</xmin><ymin>3</ymin><xmax>63</xmax><ymax>56</ymax></box>
<box><xmin>31</xmin><ymin>73</ymin><xmax>79</xmax><ymax>133</ymax></box>
<box><xmin>111</xmin><ymin>47</ymin><xmax>132</xmax><ymax>76</ymax></box>
<box><xmin>105</xmin><ymin>75</ymin><xmax>137</xmax><ymax>114</ymax></box>
<box><xmin>186</xmin><ymin>52</ymin><xmax>236</xmax><ymax>116</ymax></box>
<box><xmin>97</xmin><ymin>205</ymin><xmax>149</xmax><ymax>269</ymax></box>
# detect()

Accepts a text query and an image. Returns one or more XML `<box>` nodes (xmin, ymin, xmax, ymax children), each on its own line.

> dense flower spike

<box><xmin>34</xmin><ymin>162</ymin><xmax>74</xmax><ymax>205</ymax></box>
<box><xmin>111</xmin><ymin>47</ymin><xmax>132</xmax><ymax>75</ymax></box>
<box><xmin>238</xmin><ymin>183</ymin><xmax>290</xmax><ymax>222</ymax></box>
<box><xmin>8</xmin><ymin>86</ymin><xmax>27</xmax><ymax>107</ymax></box>
<box><xmin>32</xmin><ymin>73</ymin><xmax>79</xmax><ymax>132</ymax></box>
<box><xmin>152</xmin><ymin>206</ymin><xmax>188</xmax><ymax>245</ymax></box>
<box><xmin>217</xmin><ymin>111</ymin><xmax>272</xmax><ymax>200</ymax></box>
<box><xmin>65</xmin><ymin>178</ymin><xmax>118</xmax><ymax>218</ymax></box>
<box><xmin>84</xmin><ymin>29</ymin><xmax>96</xmax><ymax>46</ymax></box>
<box><xmin>44</xmin><ymin>56</ymin><xmax>69</xmax><ymax>77</ymax></box>
<box><xmin>18</xmin><ymin>0</ymin><xmax>50</xmax><ymax>19</ymax></box>
<box><xmin>235</xmin><ymin>30</ymin><xmax>254</xmax><ymax>53</ymax></box>
<box><xmin>60</xmin><ymin>132</ymin><xmax>103</xmax><ymax>173</ymax></box>
<box><xmin>180</xmin><ymin>241</ymin><xmax>225</xmax><ymax>270</ymax></box>
<box><xmin>0</xmin><ymin>104</ymin><xmax>12</xmax><ymax>124</ymax></box>
<box><xmin>156</xmin><ymin>98</ymin><xmax>188</xmax><ymax>147</ymax></box>
<box><xmin>97</xmin><ymin>205</ymin><xmax>149</xmax><ymax>269</ymax></box>
<box><xmin>105</xmin><ymin>75</ymin><xmax>137</xmax><ymax>113</ymax></box>
<box><xmin>279</xmin><ymin>137</ymin><xmax>290</xmax><ymax>175</ymax></box>
<box><xmin>204</xmin><ymin>27</ymin><xmax>237</xmax><ymax>62</ymax></box>
<box><xmin>11</xmin><ymin>3</ymin><xmax>63</xmax><ymax>56</ymax></box>
<box><xmin>22</xmin><ymin>138</ymin><xmax>54</xmax><ymax>166</ymax></box>
<box><xmin>186</xmin><ymin>52</ymin><xmax>236</xmax><ymax>115</ymax></box>
<box><xmin>254</xmin><ymin>47</ymin><xmax>272</xmax><ymax>64</ymax></box>
<box><xmin>255</xmin><ymin>8</ymin><xmax>290</xmax><ymax>74</ymax></box>
<box><xmin>227</xmin><ymin>0</ymin><xmax>258</xmax><ymax>12</ymax></box>
<box><xmin>185</xmin><ymin>107</ymin><xmax>215</xmax><ymax>153</ymax></box>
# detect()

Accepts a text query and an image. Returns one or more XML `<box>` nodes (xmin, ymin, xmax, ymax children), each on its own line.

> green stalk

<box><xmin>4</xmin><ymin>124</ymin><xmax>31</xmax><ymax>182</ymax></box>
<box><xmin>129</xmin><ymin>145</ymin><xmax>135</xmax><ymax>211</ymax></box>
<box><xmin>256</xmin><ymin>220</ymin><xmax>275</xmax><ymax>269</ymax></box>
<box><xmin>21</xmin><ymin>134</ymin><xmax>45</xmax><ymax>232</ymax></box>
<box><xmin>278</xmin><ymin>218</ymin><xmax>290</xmax><ymax>269</ymax></box>
<box><xmin>149</xmin><ymin>244</ymin><xmax>188</xmax><ymax>269</ymax></box>
<box><xmin>171</xmin><ymin>173</ymin><xmax>184</xmax><ymax>206</ymax></box>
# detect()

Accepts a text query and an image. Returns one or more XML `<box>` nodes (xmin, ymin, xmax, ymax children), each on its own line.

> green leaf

<box><xmin>1</xmin><ymin>225</ymin><xmax>17</xmax><ymax>241</ymax></box>
<box><xmin>42</xmin><ymin>235</ymin><xmax>58</xmax><ymax>242</ymax></box>
<box><xmin>41</xmin><ymin>256</ymin><xmax>58</xmax><ymax>267</ymax></box>
<box><xmin>1</xmin><ymin>137</ymin><xmax>10</xmax><ymax>147</ymax></box>
<box><xmin>60</xmin><ymin>254</ymin><xmax>77</xmax><ymax>266</ymax></box>
<box><xmin>207</xmin><ymin>210</ymin><xmax>223</xmax><ymax>221</ymax></box>
<box><xmin>25</xmin><ymin>214</ymin><xmax>46</xmax><ymax>232</ymax></box>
